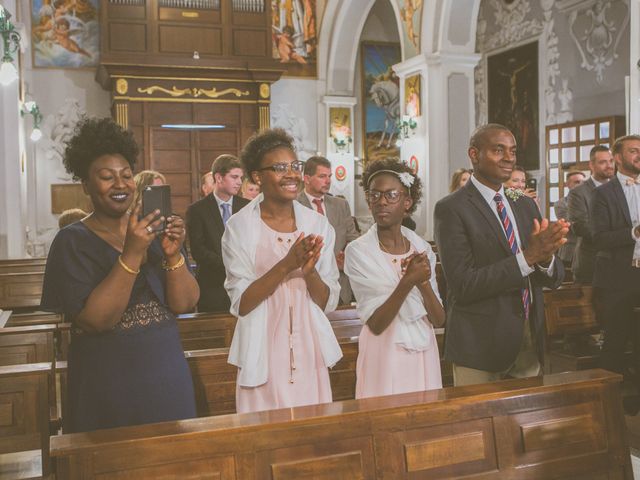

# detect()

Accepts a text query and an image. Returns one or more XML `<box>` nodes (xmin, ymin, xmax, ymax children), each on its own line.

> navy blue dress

<box><xmin>41</xmin><ymin>222</ymin><xmax>196</xmax><ymax>433</ymax></box>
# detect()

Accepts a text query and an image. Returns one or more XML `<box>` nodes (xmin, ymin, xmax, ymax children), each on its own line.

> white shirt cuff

<box><xmin>632</xmin><ymin>226</ymin><xmax>640</xmax><ymax>241</ymax></box>
<box><xmin>516</xmin><ymin>252</ymin><xmax>535</xmax><ymax>277</ymax></box>
<box><xmin>536</xmin><ymin>255</ymin><xmax>556</xmax><ymax>278</ymax></box>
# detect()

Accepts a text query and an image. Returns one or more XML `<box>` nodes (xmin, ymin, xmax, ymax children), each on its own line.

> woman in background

<box><xmin>345</xmin><ymin>158</ymin><xmax>444</xmax><ymax>399</ymax></box>
<box><xmin>41</xmin><ymin>118</ymin><xmax>197</xmax><ymax>432</ymax></box>
<box><xmin>222</xmin><ymin>128</ymin><xmax>342</xmax><ymax>413</ymax></box>
<box><xmin>448</xmin><ymin>168</ymin><xmax>472</xmax><ymax>193</ymax></box>
<box><xmin>240</xmin><ymin>177</ymin><xmax>261</xmax><ymax>200</ymax></box>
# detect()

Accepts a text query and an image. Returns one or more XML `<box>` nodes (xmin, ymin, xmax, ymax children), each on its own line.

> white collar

<box><xmin>213</xmin><ymin>191</ymin><xmax>233</xmax><ymax>206</ymax></box>
<box><xmin>305</xmin><ymin>190</ymin><xmax>324</xmax><ymax>204</ymax></box>
<box><xmin>470</xmin><ymin>174</ymin><xmax>506</xmax><ymax>205</ymax></box>
<box><xmin>591</xmin><ymin>177</ymin><xmax>604</xmax><ymax>187</ymax></box>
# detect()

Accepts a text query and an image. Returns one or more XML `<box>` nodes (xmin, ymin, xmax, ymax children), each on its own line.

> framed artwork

<box><xmin>31</xmin><ymin>0</ymin><xmax>100</xmax><ymax>68</ymax></box>
<box><xmin>488</xmin><ymin>41</ymin><xmax>539</xmax><ymax>170</ymax></box>
<box><xmin>361</xmin><ymin>42</ymin><xmax>402</xmax><ymax>163</ymax></box>
<box><xmin>404</xmin><ymin>73</ymin><xmax>421</xmax><ymax>117</ymax></box>
<box><xmin>271</xmin><ymin>0</ymin><xmax>320</xmax><ymax>77</ymax></box>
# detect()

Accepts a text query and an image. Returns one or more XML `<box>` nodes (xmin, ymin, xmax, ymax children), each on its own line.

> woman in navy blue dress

<box><xmin>41</xmin><ymin>118</ymin><xmax>199</xmax><ymax>433</ymax></box>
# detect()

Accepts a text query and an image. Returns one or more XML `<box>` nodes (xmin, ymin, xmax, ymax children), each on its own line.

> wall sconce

<box><xmin>332</xmin><ymin>130</ymin><xmax>352</xmax><ymax>153</ymax></box>
<box><xmin>21</xmin><ymin>101</ymin><xmax>44</xmax><ymax>142</ymax></box>
<box><xmin>0</xmin><ymin>5</ymin><xmax>21</xmax><ymax>87</ymax></box>
<box><xmin>395</xmin><ymin>115</ymin><xmax>417</xmax><ymax>147</ymax></box>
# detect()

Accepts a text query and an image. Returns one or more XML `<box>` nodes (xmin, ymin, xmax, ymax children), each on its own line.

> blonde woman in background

<box><xmin>241</xmin><ymin>177</ymin><xmax>261</xmax><ymax>200</ymax></box>
<box><xmin>132</xmin><ymin>170</ymin><xmax>166</xmax><ymax>209</ymax></box>
<box><xmin>448</xmin><ymin>168</ymin><xmax>472</xmax><ymax>193</ymax></box>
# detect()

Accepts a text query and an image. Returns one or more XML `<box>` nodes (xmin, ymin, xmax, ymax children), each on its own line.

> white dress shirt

<box><xmin>470</xmin><ymin>175</ymin><xmax>554</xmax><ymax>277</ymax></box>
<box><xmin>616</xmin><ymin>172</ymin><xmax>640</xmax><ymax>260</ymax></box>
<box><xmin>213</xmin><ymin>192</ymin><xmax>233</xmax><ymax>220</ymax></box>
<box><xmin>304</xmin><ymin>191</ymin><xmax>325</xmax><ymax>215</ymax></box>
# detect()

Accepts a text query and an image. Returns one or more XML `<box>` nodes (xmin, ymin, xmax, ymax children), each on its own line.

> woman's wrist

<box><xmin>120</xmin><ymin>251</ymin><xmax>143</xmax><ymax>271</ymax></box>
<box><xmin>165</xmin><ymin>252</ymin><xmax>182</xmax><ymax>265</ymax></box>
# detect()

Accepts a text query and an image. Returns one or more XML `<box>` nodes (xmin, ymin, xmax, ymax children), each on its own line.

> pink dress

<box><xmin>355</xmin><ymin>248</ymin><xmax>442</xmax><ymax>399</ymax></box>
<box><xmin>235</xmin><ymin>221</ymin><xmax>333</xmax><ymax>413</ymax></box>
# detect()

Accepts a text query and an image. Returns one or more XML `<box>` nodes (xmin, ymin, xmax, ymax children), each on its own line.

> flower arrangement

<box><xmin>504</xmin><ymin>187</ymin><xmax>526</xmax><ymax>202</ymax></box>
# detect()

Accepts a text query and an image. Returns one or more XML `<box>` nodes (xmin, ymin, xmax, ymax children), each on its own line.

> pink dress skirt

<box><xmin>235</xmin><ymin>221</ymin><xmax>333</xmax><ymax>413</ymax></box>
<box><xmin>355</xmin><ymin>249</ymin><xmax>442</xmax><ymax>399</ymax></box>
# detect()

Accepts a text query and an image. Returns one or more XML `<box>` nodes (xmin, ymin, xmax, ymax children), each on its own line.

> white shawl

<box><xmin>344</xmin><ymin>224</ymin><xmax>441</xmax><ymax>352</ymax></box>
<box><xmin>222</xmin><ymin>194</ymin><xmax>343</xmax><ymax>387</ymax></box>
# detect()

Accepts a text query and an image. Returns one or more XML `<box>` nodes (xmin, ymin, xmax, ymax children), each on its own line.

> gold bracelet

<box><xmin>162</xmin><ymin>254</ymin><xmax>185</xmax><ymax>272</ymax></box>
<box><xmin>118</xmin><ymin>255</ymin><xmax>140</xmax><ymax>275</ymax></box>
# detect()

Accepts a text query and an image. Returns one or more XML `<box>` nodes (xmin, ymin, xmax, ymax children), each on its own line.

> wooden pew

<box><xmin>0</xmin><ymin>272</ymin><xmax>45</xmax><ymax>311</ymax></box>
<box><xmin>50</xmin><ymin>369</ymin><xmax>631</xmax><ymax>479</ymax></box>
<box><xmin>0</xmin><ymin>324</ymin><xmax>56</xmax><ymax>367</ymax></box>
<box><xmin>0</xmin><ymin>362</ymin><xmax>52</xmax><ymax>479</ymax></box>
<box><xmin>5</xmin><ymin>311</ymin><xmax>64</xmax><ymax>328</ymax></box>
<box><xmin>0</xmin><ymin>258</ymin><xmax>46</xmax><ymax>275</ymax></box>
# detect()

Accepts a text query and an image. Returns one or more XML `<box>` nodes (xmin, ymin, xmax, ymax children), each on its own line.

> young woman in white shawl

<box><xmin>221</xmin><ymin>128</ymin><xmax>342</xmax><ymax>413</ymax></box>
<box><xmin>344</xmin><ymin>158</ymin><xmax>445</xmax><ymax>398</ymax></box>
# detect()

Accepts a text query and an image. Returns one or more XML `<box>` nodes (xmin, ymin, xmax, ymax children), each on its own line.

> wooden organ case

<box><xmin>97</xmin><ymin>0</ymin><xmax>283</xmax><ymax>216</ymax></box>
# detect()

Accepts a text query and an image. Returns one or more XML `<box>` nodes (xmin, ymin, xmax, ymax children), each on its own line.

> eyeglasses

<box><xmin>367</xmin><ymin>189</ymin><xmax>403</xmax><ymax>204</ymax></box>
<box><xmin>258</xmin><ymin>161</ymin><xmax>305</xmax><ymax>175</ymax></box>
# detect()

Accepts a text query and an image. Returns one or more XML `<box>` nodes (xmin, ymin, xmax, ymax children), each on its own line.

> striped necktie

<box><xmin>494</xmin><ymin>193</ymin><xmax>530</xmax><ymax>320</ymax></box>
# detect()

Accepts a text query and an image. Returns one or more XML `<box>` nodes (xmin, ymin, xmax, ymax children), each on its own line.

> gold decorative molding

<box><xmin>194</xmin><ymin>87</ymin><xmax>250</xmax><ymax>99</ymax></box>
<box><xmin>181</xmin><ymin>11</ymin><xmax>199</xmax><ymax>18</ymax></box>
<box><xmin>137</xmin><ymin>86</ymin><xmax>193</xmax><ymax>97</ymax></box>
<box><xmin>115</xmin><ymin>103</ymin><xmax>129</xmax><ymax>130</ymax></box>
<box><xmin>136</xmin><ymin>85</ymin><xmax>250</xmax><ymax>100</ymax></box>
<box><xmin>259</xmin><ymin>105</ymin><xmax>270</xmax><ymax>131</ymax></box>
<box><xmin>115</xmin><ymin>78</ymin><xmax>128</xmax><ymax>95</ymax></box>
<box><xmin>259</xmin><ymin>83</ymin><xmax>270</xmax><ymax>99</ymax></box>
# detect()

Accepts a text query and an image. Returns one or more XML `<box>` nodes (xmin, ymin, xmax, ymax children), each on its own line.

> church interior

<box><xmin>1</xmin><ymin>0</ymin><xmax>640</xmax><ymax>478</ymax></box>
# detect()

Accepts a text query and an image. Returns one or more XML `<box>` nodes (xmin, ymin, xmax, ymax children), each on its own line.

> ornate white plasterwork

<box><xmin>475</xmin><ymin>12</ymin><xmax>488</xmax><ymax>125</ymax></box>
<box><xmin>270</xmin><ymin>104</ymin><xmax>315</xmax><ymax>160</ymax></box>
<box><xmin>38</xmin><ymin>99</ymin><xmax>86</xmax><ymax>181</ymax></box>
<box><xmin>541</xmin><ymin>0</ymin><xmax>562</xmax><ymax>123</ymax></box>
<box><xmin>483</xmin><ymin>0</ymin><xmax>543</xmax><ymax>50</ymax></box>
<box><xmin>568</xmin><ymin>0</ymin><xmax>630</xmax><ymax>84</ymax></box>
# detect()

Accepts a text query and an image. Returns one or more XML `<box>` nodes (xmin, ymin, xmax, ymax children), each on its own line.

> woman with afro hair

<box><xmin>344</xmin><ymin>158</ymin><xmax>445</xmax><ymax>398</ymax></box>
<box><xmin>221</xmin><ymin>128</ymin><xmax>342</xmax><ymax>413</ymax></box>
<box><xmin>41</xmin><ymin>117</ymin><xmax>198</xmax><ymax>432</ymax></box>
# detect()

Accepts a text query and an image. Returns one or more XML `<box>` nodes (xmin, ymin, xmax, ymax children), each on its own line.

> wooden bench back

<box><xmin>0</xmin><ymin>272</ymin><xmax>45</xmax><ymax>310</ymax></box>
<box><xmin>49</xmin><ymin>369</ymin><xmax>629</xmax><ymax>480</ymax></box>
<box><xmin>0</xmin><ymin>258</ymin><xmax>46</xmax><ymax>275</ymax></box>
<box><xmin>0</xmin><ymin>362</ymin><xmax>52</xmax><ymax>476</ymax></box>
<box><xmin>0</xmin><ymin>325</ymin><xmax>56</xmax><ymax>367</ymax></box>
<box><xmin>5</xmin><ymin>311</ymin><xmax>64</xmax><ymax>328</ymax></box>
<box><xmin>543</xmin><ymin>285</ymin><xmax>597</xmax><ymax>337</ymax></box>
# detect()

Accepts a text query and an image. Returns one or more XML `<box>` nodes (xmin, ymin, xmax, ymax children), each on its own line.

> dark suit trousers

<box><xmin>599</xmin><ymin>288</ymin><xmax>640</xmax><ymax>389</ymax></box>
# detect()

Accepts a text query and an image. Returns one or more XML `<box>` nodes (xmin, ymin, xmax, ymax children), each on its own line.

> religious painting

<box><xmin>394</xmin><ymin>0</ymin><xmax>423</xmax><ymax>58</ymax></box>
<box><xmin>361</xmin><ymin>42</ymin><xmax>402</xmax><ymax>163</ymax></box>
<box><xmin>271</xmin><ymin>0</ymin><xmax>321</xmax><ymax>77</ymax></box>
<box><xmin>488</xmin><ymin>41</ymin><xmax>539</xmax><ymax>170</ymax></box>
<box><xmin>329</xmin><ymin>107</ymin><xmax>352</xmax><ymax>152</ymax></box>
<box><xmin>31</xmin><ymin>0</ymin><xmax>99</xmax><ymax>68</ymax></box>
<box><xmin>404</xmin><ymin>74</ymin><xmax>421</xmax><ymax>117</ymax></box>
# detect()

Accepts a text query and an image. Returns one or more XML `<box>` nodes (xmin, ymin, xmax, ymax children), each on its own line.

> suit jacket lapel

<box><xmin>465</xmin><ymin>183</ymin><xmax>512</xmax><ymax>255</ymax></box>
<box><xmin>231</xmin><ymin>195</ymin><xmax>243</xmax><ymax>214</ymax></box>
<box><xmin>611</xmin><ymin>176</ymin><xmax>633</xmax><ymax>227</ymax></box>
<box><xmin>324</xmin><ymin>196</ymin><xmax>337</xmax><ymax>226</ymax></box>
<box><xmin>297</xmin><ymin>192</ymin><xmax>312</xmax><ymax>209</ymax></box>
<box><xmin>206</xmin><ymin>194</ymin><xmax>224</xmax><ymax>231</ymax></box>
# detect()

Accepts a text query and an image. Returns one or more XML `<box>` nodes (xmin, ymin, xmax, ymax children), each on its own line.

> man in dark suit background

<box><xmin>434</xmin><ymin>124</ymin><xmax>567</xmax><ymax>386</ymax></box>
<box><xmin>567</xmin><ymin>145</ymin><xmax>614</xmax><ymax>284</ymax></box>
<box><xmin>554</xmin><ymin>170</ymin><xmax>585</xmax><ymax>267</ymax></box>
<box><xmin>297</xmin><ymin>156</ymin><xmax>359</xmax><ymax>304</ymax></box>
<box><xmin>592</xmin><ymin>135</ymin><xmax>640</xmax><ymax>412</ymax></box>
<box><xmin>187</xmin><ymin>155</ymin><xmax>249</xmax><ymax>312</ymax></box>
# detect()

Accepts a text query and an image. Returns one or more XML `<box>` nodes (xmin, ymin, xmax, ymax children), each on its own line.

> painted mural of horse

<box><xmin>369</xmin><ymin>80</ymin><xmax>400</xmax><ymax>148</ymax></box>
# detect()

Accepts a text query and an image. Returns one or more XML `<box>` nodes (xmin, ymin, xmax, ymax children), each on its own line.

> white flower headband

<box><xmin>367</xmin><ymin>169</ymin><xmax>415</xmax><ymax>189</ymax></box>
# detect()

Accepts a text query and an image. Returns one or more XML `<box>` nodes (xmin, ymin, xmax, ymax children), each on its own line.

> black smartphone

<box><xmin>526</xmin><ymin>178</ymin><xmax>537</xmax><ymax>191</ymax></box>
<box><xmin>142</xmin><ymin>185</ymin><xmax>172</xmax><ymax>232</ymax></box>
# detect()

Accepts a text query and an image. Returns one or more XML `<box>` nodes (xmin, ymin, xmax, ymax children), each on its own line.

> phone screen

<box><xmin>142</xmin><ymin>185</ymin><xmax>171</xmax><ymax>232</ymax></box>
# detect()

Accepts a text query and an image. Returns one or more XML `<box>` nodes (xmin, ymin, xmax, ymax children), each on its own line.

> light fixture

<box><xmin>396</xmin><ymin>115</ymin><xmax>417</xmax><ymax>146</ymax></box>
<box><xmin>21</xmin><ymin>101</ymin><xmax>44</xmax><ymax>142</ymax></box>
<box><xmin>0</xmin><ymin>5</ymin><xmax>21</xmax><ymax>87</ymax></box>
<box><xmin>161</xmin><ymin>124</ymin><xmax>225</xmax><ymax>129</ymax></box>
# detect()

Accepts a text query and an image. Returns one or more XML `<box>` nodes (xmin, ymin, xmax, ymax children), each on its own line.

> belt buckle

<box><xmin>632</xmin><ymin>258</ymin><xmax>640</xmax><ymax>268</ymax></box>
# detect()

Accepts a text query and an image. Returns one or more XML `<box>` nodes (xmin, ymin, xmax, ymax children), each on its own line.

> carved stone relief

<box><xmin>270</xmin><ymin>104</ymin><xmax>315</xmax><ymax>160</ymax></box>
<box><xmin>568</xmin><ymin>0</ymin><xmax>629</xmax><ymax>84</ymax></box>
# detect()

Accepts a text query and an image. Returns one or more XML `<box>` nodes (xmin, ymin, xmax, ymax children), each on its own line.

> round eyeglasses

<box><xmin>367</xmin><ymin>189</ymin><xmax>403</xmax><ymax>204</ymax></box>
<box><xmin>258</xmin><ymin>160</ymin><xmax>305</xmax><ymax>176</ymax></box>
